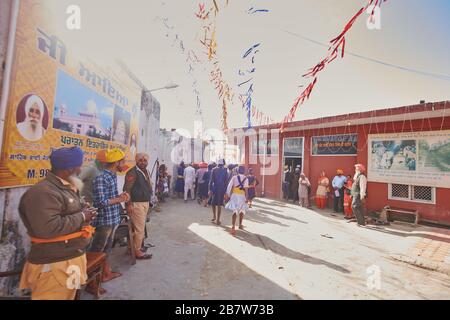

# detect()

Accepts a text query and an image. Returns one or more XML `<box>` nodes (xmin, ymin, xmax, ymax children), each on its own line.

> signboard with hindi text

<box><xmin>368</xmin><ymin>130</ymin><xmax>450</xmax><ymax>188</ymax></box>
<box><xmin>0</xmin><ymin>0</ymin><xmax>141</xmax><ymax>188</ymax></box>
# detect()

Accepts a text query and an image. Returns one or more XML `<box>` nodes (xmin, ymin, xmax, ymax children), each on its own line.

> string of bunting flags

<box><xmin>195</xmin><ymin>1</ymin><xmax>274</xmax><ymax>130</ymax></box>
<box><xmin>280</xmin><ymin>0</ymin><xmax>388</xmax><ymax>132</ymax></box>
<box><xmin>196</xmin><ymin>1</ymin><xmax>234</xmax><ymax>131</ymax></box>
<box><xmin>238</xmin><ymin>4</ymin><xmax>274</xmax><ymax>128</ymax></box>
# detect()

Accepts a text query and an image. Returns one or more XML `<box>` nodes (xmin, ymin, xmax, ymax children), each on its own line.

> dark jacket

<box><xmin>123</xmin><ymin>166</ymin><xmax>153</xmax><ymax>202</ymax></box>
<box><xmin>19</xmin><ymin>172</ymin><xmax>89</xmax><ymax>264</ymax></box>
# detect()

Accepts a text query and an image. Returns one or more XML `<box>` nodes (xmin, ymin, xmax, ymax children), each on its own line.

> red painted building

<box><xmin>231</xmin><ymin>101</ymin><xmax>450</xmax><ymax>226</ymax></box>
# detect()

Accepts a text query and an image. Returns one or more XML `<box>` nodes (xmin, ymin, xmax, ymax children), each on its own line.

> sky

<box><xmin>45</xmin><ymin>0</ymin><xmax>450</xmax><ymax>134</ymax></box>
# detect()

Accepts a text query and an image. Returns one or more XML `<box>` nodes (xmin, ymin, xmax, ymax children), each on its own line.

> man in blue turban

<box><xmin>18</xmin><ymin>147</ymin><xmax>98</xmax><ymax>300</ymax></box>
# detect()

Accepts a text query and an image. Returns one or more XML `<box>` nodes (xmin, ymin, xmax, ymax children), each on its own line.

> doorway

<box><xmin>281</xmin><ymin>137</ymin><xmax>304</xmax><ymax>201</ymax></box>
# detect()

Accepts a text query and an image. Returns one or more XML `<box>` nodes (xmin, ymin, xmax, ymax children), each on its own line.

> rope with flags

<box><xmin>280</xmin><ymin>0</ymin><xmax>388</xmax><ymax>132</ymax></box>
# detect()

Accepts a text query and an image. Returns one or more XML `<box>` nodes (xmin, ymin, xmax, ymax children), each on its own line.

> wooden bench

<box><xmin>380</xmin><ymin>206</ymin><xmax>420</xmax><ymax>225</ymax></box>
<box><xmin>0</xmin><ymin>252</ymin><xmax>106</xmax><ymax>300</ymax></box>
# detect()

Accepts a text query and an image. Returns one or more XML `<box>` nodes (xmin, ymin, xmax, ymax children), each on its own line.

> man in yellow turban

<box><xmin>90</xmin><ymin>148</ymin><xmax>130</xmax><ymax>287</ymax></box>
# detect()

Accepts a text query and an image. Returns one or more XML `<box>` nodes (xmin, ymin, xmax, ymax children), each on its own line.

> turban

<box><xmin>105</xmin><ymin>148</ymin><xmax>125</xmax><ymax>163</ymax></box>
<box><xmin>50</xmin><ymin>147</ymin><xmax>84</xmax><ymax>170</ymax></box>
<box><xmin>337</xmin><ymin>169</ymin><xmax>344</xmax><ymax>174</ymax></box>
<box><xmin>95</xmin><ymin>150</ymin><xmax>107</xmax><ymax>162</ymax></box>
<box><xmin>25</xmin><ymin>95</ymin><xmax>44</xmax><ymax>117</ymax></box>
<box><xmin>355</xmin><ymin>164</ymin><xmax>366</xmax><ymax>172</ymax></box>
<box><xmin>199</xmin><ymin>162</ymin><xmax>208</xmax><ymax>168</ymax></box>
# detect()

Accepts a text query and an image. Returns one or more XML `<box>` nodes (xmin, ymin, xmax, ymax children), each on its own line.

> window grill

<box><xmin>389</xmin><ymin>184</ymin><xmax>435</xmax><ymax>204</ymax></box>
<box><xmin>412</xmin><ymin>185</ymin><xmax>433</xmax><ymax>202</ymax></box>
<box><xmin>390</xmin><ymin>184</ymin><xmax>409</xmax><ymax>199</ymax></box>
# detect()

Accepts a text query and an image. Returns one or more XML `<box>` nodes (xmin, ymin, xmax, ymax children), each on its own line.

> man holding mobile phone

<box><xmin>18</xmin><ymin>147</ymin><xmax>97</xmax><ymax>300</ymax></box>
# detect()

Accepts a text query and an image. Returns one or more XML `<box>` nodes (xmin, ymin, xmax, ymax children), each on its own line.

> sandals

<box><xmin>136</xmin><ymin>253</ymin><xmax>153</xmax><ymax>260</ymax></box>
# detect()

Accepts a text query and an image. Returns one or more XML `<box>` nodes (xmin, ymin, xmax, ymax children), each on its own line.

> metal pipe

<box><xmin>0</xmin><ymin>0</ymin><xmax>20</xmax><ymax>157</ymax></box>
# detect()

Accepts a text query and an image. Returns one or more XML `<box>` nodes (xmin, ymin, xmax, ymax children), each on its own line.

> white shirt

<box><xmin>184</xmin><ymin>166</ymin><xmax>196</xmax><ymax>184</ymax></box>
<box><xmin>226</xmin><ymin>174</ymin><xmax>249</xmax><ymax>196</ymax></box>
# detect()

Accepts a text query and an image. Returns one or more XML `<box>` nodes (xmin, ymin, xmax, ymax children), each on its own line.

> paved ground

<box><xmin>88</xmin><ymin>198</ymin><xmax>450</xmax><ymax>300</ymax></box>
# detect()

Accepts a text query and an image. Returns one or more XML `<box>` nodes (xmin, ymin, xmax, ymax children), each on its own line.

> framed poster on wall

<box><xmin>368</xmin><ymin>130</ymin><xmax>450</xmax><ymax>188</ymax></box>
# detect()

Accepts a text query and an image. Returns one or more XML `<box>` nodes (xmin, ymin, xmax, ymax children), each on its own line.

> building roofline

<box><xmin>232</xmin><ymin>101</ymin><xmax>449</xmax><ymax>132</ymax></box>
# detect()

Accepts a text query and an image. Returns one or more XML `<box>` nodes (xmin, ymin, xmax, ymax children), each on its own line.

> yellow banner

<box><xmin>0</xmin><ymin>1</ymin><xmax>141</xmax><ymax>188</ymax></box>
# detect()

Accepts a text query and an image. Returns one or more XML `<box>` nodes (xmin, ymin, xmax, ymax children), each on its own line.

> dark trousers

<box><xmin>352</xmin><ymin>196</ymin><xmax>366</xmax><ymax>225</ymax></box>
<box><xmin>89</xmin><ymin>224</ymin><xmax>119</xmax><ymax>254</ymax></box>
<box><xmin>333</xmin><ymin>189</ymin><xmax>344</xmax><ymax>212</ymax></box>
<box><xmin>282</xmin><ymin>182</ymin><xmax>290</xmax><ymax>199</ymax></box>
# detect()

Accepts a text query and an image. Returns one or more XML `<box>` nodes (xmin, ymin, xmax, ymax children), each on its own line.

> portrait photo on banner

<box><xmin>112</xmin><ymin>105</ymin><xmax>131</xmax><ymax>145</ymax></box>
<box><xmin>15</xmin><ymin>94</ymin><xmax>49</xmax><ymax>142</ymax></box>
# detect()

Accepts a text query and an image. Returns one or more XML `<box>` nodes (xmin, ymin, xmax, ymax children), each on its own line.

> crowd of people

<box><xmin>282</xmin><ymin>165</ymin><xmax>367</xmax><ymax>225</ymax></box>
<box><xmin>18</xmin><ymin>147</ymin><xmax>160</xmax><ymax>300</ymax></box>
<box><xmin>173</xmin><ymin>160</ymin><xmax>259</xmax><ymax>236</ymax></box>
<box><xmin>16</xmin><ymin>144</ymin><xmax>366</xmax><ymax>300</ymax></box>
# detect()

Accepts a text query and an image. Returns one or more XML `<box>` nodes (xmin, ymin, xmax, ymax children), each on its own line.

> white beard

<box><xmin>17</xmin><ymin>120</ymin><xmax>44</xmax><ymax>141</ymax></box>
<box><xmin>68</xmin><ymin>175</ymin><xmax>84</xmax><ymax>193</ymax></box>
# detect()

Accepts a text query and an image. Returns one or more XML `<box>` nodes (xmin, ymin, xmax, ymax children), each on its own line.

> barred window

<box><xmin>391</xmin><ymin>184</ymin><xmax>409</xmax><ymax>199</ymax></box>
<box><xmin>412</xmin><ymin>186</ymin><xmax>433</xmax><ymax>202</ymax></box>
<box><xmin>389</xmin><ymin>184</ymin><xmax>435</xmax><ymax>204</ymax></box>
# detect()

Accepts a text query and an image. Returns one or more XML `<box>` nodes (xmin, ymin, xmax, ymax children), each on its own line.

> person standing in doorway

<box><xmin>332</xmin><ymin>169</ymin><xmax>347</xmax><ymax>213</ymax></box>
<box><xmin>282</xmin><ymin>165</ymin><xmax>291</xmax><ymax>200</ymax></box>
<box><xmin>290</xmin><ymin>167</ymin><xmax>301</xmax><ymax>203</ymax></box>
<box><xmin>298</xmin><ymin>173</ymin><xmax>311</xmax><ymax>208</ymax></box>
<box><xmin>351</xmin><ymin>164</ymin><xmax>368</xmax><ymax>226</ymax></box>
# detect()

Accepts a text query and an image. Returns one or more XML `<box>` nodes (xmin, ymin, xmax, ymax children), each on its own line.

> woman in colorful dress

<box><xmin>315</xmin><ymin>171</ymin><xmax>329</xmax><ymax>209</ymax></box>
<box><xmin>343</xmin><ymin>175</ymin><xmax>354</xmax><ymax>219</ymax></box>
<box><xmin>246</xmin><ymin>168</ymin><xmax>259</xmax><ymax>208</ymax></box>
<box><xmin>174</xmin><ymin>161</ymin><xmax>185</xmax><ymax>198</ymax></box>
<box><xmin>225</xmin><ymin>165</ymin><xmax>249</xmax><ymax>235</ymax></box>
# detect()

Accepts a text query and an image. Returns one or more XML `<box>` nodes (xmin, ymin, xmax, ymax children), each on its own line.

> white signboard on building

<box><xmin>368</xmin><ymin>130</ymin><xmax>450</xmax><ymax>188</ymax></box>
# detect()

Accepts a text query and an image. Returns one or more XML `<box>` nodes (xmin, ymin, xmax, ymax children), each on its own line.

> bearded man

<box><xmin>18</xmin><ymin>147</ymin><xmax>98</xmax><ymax>300</ymax></box>
<box><xmin>17</xmin><ymin>95</ymin><xmax>47</xmax><ymax>141</ymax></box>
